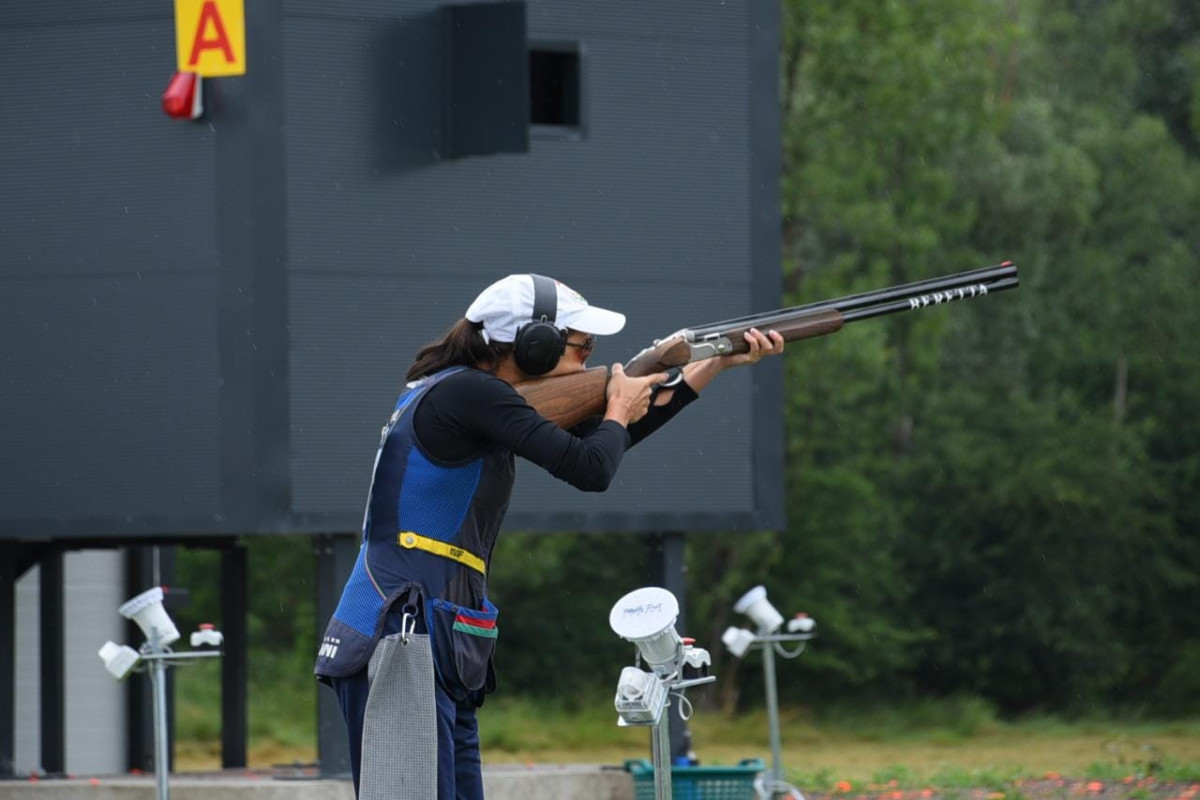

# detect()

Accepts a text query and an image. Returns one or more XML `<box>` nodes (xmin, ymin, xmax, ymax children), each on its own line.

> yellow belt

<box><xmin>397</xmin><ymin>531</ymin><xmax>486</xmax><ymax>576</ymax></box>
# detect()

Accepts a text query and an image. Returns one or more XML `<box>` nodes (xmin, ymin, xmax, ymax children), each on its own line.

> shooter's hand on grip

<box><xmin>605</xmin><ymin>363</ymin><xmax>670</xmax><ymax>426</ymax></box>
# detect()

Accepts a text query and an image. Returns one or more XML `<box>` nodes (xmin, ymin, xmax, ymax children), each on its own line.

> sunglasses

<box><xmin>563</xmin><ymin>334</ymin><xmax>596</xmax><ymax>361</ymax></box>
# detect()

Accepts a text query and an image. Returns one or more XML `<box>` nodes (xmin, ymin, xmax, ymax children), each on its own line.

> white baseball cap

<box><xmin>465</xmin><ymin>275</ymin><xmax>626</xmax><ymax>343</ymax></box>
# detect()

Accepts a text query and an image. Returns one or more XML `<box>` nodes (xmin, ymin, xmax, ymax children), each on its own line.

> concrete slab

<box><xmin>0</xmin><ymin>764</ymin><xmax>637</xmax><ymax>800</ymax></box>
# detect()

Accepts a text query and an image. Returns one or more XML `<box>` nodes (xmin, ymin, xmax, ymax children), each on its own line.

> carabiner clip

<box><xmin>400</xmin><ymin>612</ymin><xmax>416</xmax><ymax>645</ymax></box>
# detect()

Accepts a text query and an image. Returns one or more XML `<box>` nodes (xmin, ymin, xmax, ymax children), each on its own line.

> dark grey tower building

<box><xmin>0</xmin><ymin>0</ymin><xmax>781</xmax><ymax>776</ymax></box>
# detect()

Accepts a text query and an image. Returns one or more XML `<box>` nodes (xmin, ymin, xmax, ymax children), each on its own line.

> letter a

<box><xmin>188</xmin><ymin>1</ymin><xmax>236</xmax><ymax>66</ymax></box>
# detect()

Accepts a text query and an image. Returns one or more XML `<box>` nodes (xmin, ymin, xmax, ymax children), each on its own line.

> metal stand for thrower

<box><xmin>749</xmin><ymin>630</ymin><xmax>814</xmax><ymax>800</ymax></box>
<box><xmin>626</xmin><ymin>657</ymin><xmax>715</xmax><ymax>800</ymax></box>
<box><xmin>137</xmin><ymin>630</ymin><xmax>222</xmax><ymax>800</ymax></box>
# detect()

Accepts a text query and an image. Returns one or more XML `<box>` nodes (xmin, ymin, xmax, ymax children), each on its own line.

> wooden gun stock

<box><xmin>515</xmin><ymin>366</ymin><xmax>610</xmax><ymax>430</ymax></box>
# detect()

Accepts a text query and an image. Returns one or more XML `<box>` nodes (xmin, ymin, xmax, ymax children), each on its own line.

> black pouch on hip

<box><xmin>425</xmin><ymin>596</ymin><xmax>499</xmax><ymax>702</ymax></box>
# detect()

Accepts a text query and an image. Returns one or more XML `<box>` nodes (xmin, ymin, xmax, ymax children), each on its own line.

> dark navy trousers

<box><xmin>324</xmin><ymin>589</ymin><xmax>485</xmax><ymax>798</ymax></box>
<box><xmin>328</xmin><ymin>598</ymin><xmax>483</xmax><ymax>799</ymax></box>
<box><xmin>331</xmin><ymin>667</ymin><xmax>483</xmax><ymax>799</ymax></box>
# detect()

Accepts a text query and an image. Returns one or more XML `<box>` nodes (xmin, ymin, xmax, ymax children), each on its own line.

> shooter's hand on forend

<box><xmin>720</xmin><ymin>327</ymin><xmax>785</xmax><ymax>369</ymax></box>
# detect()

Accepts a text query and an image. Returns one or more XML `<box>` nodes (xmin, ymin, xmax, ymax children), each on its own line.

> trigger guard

<box><xmin>652</xmin><ymin>366</ymin><xmax>684</xmax><ymax>398</ymax></box>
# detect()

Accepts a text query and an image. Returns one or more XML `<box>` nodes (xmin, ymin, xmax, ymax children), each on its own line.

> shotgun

<box><xmin>517</xmin><ymin>261</ymin><xmax>1019</xmax><ymax>429</ymax></box>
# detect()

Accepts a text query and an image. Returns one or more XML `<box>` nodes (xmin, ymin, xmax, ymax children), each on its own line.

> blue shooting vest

<box><xmin>315</xmin><ymin>367</ymin><xmax>514</xmax><ymax>701</ymax></box>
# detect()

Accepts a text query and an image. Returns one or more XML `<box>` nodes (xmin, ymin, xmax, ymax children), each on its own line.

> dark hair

<box><xmin>406</xmin><ymin>319</ymin><xmax>513</xmax><ymax>381</ymax></box>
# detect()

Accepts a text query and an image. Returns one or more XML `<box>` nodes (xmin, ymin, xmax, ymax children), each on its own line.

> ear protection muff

<box><xmin>513</xmin><ymin>274</ymin><xmax>566</xmax><ymax>376</ymax></box>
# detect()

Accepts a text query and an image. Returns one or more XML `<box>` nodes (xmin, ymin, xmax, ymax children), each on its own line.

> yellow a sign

<box><xmin>175</xmin><ymin>0</ymin><xmax>245</xmax><ymax>77</ymax></box>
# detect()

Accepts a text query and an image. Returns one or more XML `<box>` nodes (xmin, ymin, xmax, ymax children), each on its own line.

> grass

<box><xmin>173</xmin><ymin>672</ymin><xmax>1200</xmax><ymax>786</ymax></box>
<box><xmin>175</xmin><ymin>653</ymin><xmax>316</xmax><ymax>770</ymax></box>
<box><xmin>473</xmin><ymin>702</ymin><xmax>1200</xmax><ymax>784</ymax></box>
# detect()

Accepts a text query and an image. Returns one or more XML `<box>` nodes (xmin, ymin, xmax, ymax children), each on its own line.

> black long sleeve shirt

<box><xmin>412</xmin><ymin>368</ymin><xmax>698</xmax><ymax>492</ymax></box>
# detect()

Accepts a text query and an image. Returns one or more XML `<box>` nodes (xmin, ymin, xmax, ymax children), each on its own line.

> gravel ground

<box><xmin>804</xmin><ymin>776</ymin><xmax>1200</xmax><ymax>800</ymax></box>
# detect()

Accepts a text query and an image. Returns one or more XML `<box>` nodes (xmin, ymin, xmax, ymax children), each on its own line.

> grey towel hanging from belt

<box><xmin>359</xmin><ymin>626</ymin><xmax>438</xmax><ymax>800</ymax></box>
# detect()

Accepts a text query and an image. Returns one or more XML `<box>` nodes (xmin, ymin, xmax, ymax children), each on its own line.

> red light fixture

<box><xmin>162</xmin><ymin>71</ymin><xmax>203</xmax><ymax>120</ymax></box>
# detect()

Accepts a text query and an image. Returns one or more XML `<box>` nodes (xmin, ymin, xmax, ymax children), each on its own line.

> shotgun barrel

<box><xmin>687</xmin><ymin>261</ymin><xmax>1018</xmax><ymax>337</ymax></box>
<box><xmin>841</xmin><ymin>274</ymin><xmax>1019</xmax><ymax>323</ymax></box>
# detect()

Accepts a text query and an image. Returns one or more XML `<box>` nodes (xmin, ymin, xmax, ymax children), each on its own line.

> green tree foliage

<box><xmin>766</xmin><ymin>0</ymin><xmax>1200</xmax><ymax>712</ymax></box>
<box><xmin>485</xmin><ymin>531</ymin><xmax>657</xmax><ymax>701</ymax></box>
<box><xmin>175</xmin><ymin>537</ymin><xmax>317</xmax><ymax>708</ymax></box>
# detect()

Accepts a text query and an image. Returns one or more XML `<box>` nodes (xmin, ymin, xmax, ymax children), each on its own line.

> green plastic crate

<box><xmin>624</xmin><ymin>758</ymin><xmax>765</xmax><ymax>800</ymax></box>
